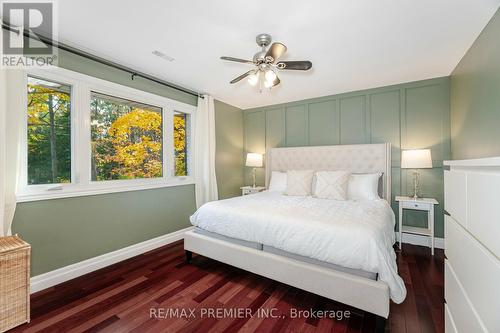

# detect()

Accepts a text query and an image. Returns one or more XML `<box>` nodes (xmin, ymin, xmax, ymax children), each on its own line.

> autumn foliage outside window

<box><xmin>27</xmin><ymin>77</ymin><xmax>71</xmax><ymax>185</ymax></box>
<box><xmin>90</xmin><ymin>92</ymin><xmax>164</xmax><ymax>181</ymax></box>
<box><xmin>26</xmin><ymin>73</ymin><xmax>192</xmax><ymax>194</ymax></box>
<box><xmin>174</xmin><ymin>112</ymin><xmax>188</xmax><ymax>176</ymax></box>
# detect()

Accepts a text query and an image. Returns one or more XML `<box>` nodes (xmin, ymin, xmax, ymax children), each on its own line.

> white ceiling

<box><xmin>54</xmin><ymin>0</ymin><xmax>499</xmax><ymax>109</ymax></box>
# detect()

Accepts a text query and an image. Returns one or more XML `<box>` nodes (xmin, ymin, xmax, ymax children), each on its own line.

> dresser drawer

<box><xmin>444</xmin><ymin>170</ymin><xmax>467</xmax><ymax>227</ymax></box>
<box><xmin>445</xmin><ymin>260</ymin><xmax>485</xmax><ymax>333</ymax></box>
<box><xmin>400</xmin><ymin>200</ymin><xmax>431</xmax><ymax>211</ymax></box>
<box><xmin>445</xmin><ymin>215</ymin><xmax>500</xmax><ymax>332</ymax></box>
<box><xmin>467</xmin><ymin>171</ymin><xmax>500</xmax><ymax>258</ymax></box>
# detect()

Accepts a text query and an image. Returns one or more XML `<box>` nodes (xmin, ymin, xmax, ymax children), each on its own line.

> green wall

<box><xmin>13</xmin><ymin>186</ymin><xmax>196</xmax><ymax>276</ymax></box>
<box><xmin>450</xmin><ymin>8</ymin><xmax>500</xmax><ymax>159</ymax></box>
<box><xmin>243</xmin><ymin>77</ymin><xmax>450</xmax><ymax>237</ymax></box>
<box><xmin>12</xmin><ymin>47</ymin><xmax>243</xmax><ymax>276</ymax></box>
<box><xmin>215</xmin><ymin>100</ymin><xmax>244</xmax><ymax>199</ymax></box>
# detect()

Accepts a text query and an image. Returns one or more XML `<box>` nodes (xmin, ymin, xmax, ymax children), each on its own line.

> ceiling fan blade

<box><xmin>276</xmin><ymin>61</ymin><xmax>312</xmax><ymax>70</ymax></box>
<box><xmin>230</xmin><ymin>70</ymin><xmax>254</xmax><ymax>84</ymax></box>
<box><xmin>265</xmin><ymin>42</ymin><xmax>287</xmax><ymax>63</ymax></box>
<box><xmin>272</xmin><ymin>77</ymin><xmax>281</xmax><ymax>87</ymax></box>
<box><xmin>221</xmin><ymin>56</ymin><xmax>254</xmax><ymax>64</ymax></box>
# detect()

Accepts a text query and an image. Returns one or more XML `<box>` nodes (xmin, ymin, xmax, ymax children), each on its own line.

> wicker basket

<box><xmin>0</xmin><ymin>235</ymin><xmax>30</xmax><ymax>332</ymax></box>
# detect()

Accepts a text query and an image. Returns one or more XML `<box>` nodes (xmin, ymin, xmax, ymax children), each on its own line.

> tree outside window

<box><xmin>27</xmin><ymin>77</ymin><xmax>71</xmax><ymax>185</ymax></box>
<box><xmin>90</xmin><ymin>92</ymin><xmax>163</xmax><ymax>181</ymax></box>
<box><xmin>174</xmin><ymin>112</ymin><xmax>188</xmax><ymax>176</ymax></box>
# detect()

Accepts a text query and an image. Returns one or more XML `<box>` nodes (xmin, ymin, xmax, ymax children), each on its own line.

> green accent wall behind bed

<box><xmin>215</xmin><ymin>100</ymin><xmax>245</xmax><ymax>199</ymax></box>
<box><xmin>12</xmin><ymin>48</ymin><xmax>244</xmax><ymax>276</ymax></box>
<box><xmin>450</xmin><ymin>8</ymin><xmax>500</xmax><ymax>159</ymax></box>
<box><xmin>243</xmin><ymin>77</ymin><xmax>450</xmax><ymax>238</ymax></box>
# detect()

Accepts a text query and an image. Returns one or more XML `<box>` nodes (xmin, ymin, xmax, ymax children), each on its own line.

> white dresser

<box><xmin>444</xmin><ymin>157</ymin><xmax>500</xmax><ymax>333</ymax></box>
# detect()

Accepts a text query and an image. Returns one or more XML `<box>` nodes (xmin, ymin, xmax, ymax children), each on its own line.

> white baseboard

<box><xmin>396</xmin><ymin>232</ymin><xmax>444</xmax><ymax>249</ymax></box>
<box><xmin>30</xmin><ymin>226</ymin><xmax>194</xmax><ymax>293</ymax></box>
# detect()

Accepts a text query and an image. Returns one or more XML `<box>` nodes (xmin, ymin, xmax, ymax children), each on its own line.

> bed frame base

<box><xmin>184</xmin><ymin>231</ymin><xmax>390</xmax><ymax>319</ymax></box>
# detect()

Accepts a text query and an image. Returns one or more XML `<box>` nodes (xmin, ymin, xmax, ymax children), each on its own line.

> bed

<box><xmin>184</xmin><ymin>143</ymin><xmax>405</xmax><ymax>329</ymax></box>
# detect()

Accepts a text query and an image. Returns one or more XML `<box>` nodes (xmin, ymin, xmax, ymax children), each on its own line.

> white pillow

<box><xmin>313</xmin><ymin>171</ymin><xmax>350</xmax><ymax>200</ymax></box>
<box><xmin>285</xmin><ymin>170</ymin><xmax>314</xmax><ymax>196</ymax></box>
<box><xmin>347</xmin><ymin>173</ymin><xmax>382</xmax><ymax>201</ymax></box>
<box><xmin>268</xmin><ymin>171</ymin><xmax>287</xmax><ymax>193</ymax></box>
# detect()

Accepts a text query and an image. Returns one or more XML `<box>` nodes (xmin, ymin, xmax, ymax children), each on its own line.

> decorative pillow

<box><xmin>347</xmin><ymin>173</ymin><xmax>382</xmax><ymax>201</ymax></box>
<box><xmin>268</xmin><ymin>171</ymin><xmax>287</xmax><ymax>193</ymax></box>
<box><xmin>285</xmin><ymin>170</ymin><xmax>314</xmax><ymax>196</ymax></box>
<box><xmin>313</xmin><ymin>171</ymin><xmax>350</xmax><ymax>200</ymax></box>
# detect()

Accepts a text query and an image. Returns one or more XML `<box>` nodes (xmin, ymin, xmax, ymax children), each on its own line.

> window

<box><xmin>90</xmin><ymin>92</ymin><xmax>163</xmax><ymax>181</ymax></box>
<box><xmin>174</xmin><ymin>111</ymin><xmax>190</xmax><ymax>176</ymax></box>
<box><xmin>27</xmin><ymin>76</ymin><xmax>71</xmax><ymax>185</ymax></box>
<box><xmin>19</xmin><ymin>67</ymin><xmax>195</xmax><ymax>202</ymax></box>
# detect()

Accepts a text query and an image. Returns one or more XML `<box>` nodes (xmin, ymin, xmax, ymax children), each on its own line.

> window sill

<box><xmin>16</xmin><ymin>178</ymin><xmax>196</xmax><ymax>203</ymax></box>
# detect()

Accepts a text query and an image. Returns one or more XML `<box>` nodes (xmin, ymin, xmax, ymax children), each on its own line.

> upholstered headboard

<box><xmin>265</xmin><ymin>143</ymin><xmax>392</xmax><ymax>201</ymax></box>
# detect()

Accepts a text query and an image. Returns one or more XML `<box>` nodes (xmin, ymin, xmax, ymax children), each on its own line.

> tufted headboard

<box><xmin>265</xmin><ymin>143</ymin><xmax>392</xmax><ymax>202</ymax></box>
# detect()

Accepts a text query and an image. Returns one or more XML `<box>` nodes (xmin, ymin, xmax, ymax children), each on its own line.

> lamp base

<box><xmin>252</xmin><ymin>168</ymin><xmax>256</xmax><ymax>188</ymax></box>
<box><xmin>411</xmin><ymin>170</ymin><xmax>421</xmax><ymax>199</ymax></box>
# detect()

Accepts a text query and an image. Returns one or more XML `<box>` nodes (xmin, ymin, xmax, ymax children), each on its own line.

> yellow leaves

<box><xmin>27</xmin><ymin>83</ymin><xmax>71</xmax><ymax>126</ymax></box>
<box><xmin>174</xmin><ymin>118</ymin><xmax>186</xmax><ymax>151</ymax></box>
<box><xmin>106</xmin><ymin>108</ymin><xmax>163</xmax><ymax>179</ymax></box>
<box><xmin>109</xmin><ymin>109</ymin><xmax>162</xmax><ymax>143</ymax></box>
<box><xmin>114</xmin><ymin>141</ymin><xmax>162</xmax><ymax>167</ymax></box>
<box><xmin>92</xmin><ymin>105</ymin><xmax>188</xmax><ymax>179</ymax></box>
<box><xmin>174</xmin><ymin>114</ymin><xmax>187</xmax><ymax>176</ymax></box>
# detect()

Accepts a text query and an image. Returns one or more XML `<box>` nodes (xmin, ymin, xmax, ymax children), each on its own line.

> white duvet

<box><xmin>190</xmin><ymin>191</ymin><xmax>406</xmax><ymax>303</ymax></box>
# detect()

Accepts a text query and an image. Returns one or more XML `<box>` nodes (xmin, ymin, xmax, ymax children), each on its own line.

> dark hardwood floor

<box><xmin>10</xmin><ymin>241</ymin><xmax>444</xmax><ymax>333</ymax></box>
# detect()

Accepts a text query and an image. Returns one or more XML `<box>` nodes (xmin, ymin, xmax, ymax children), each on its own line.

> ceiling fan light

<box><xmin>264</xmin><ymin>79</ymin><xmax>273</xmax><ymax>88</ymax></box>
<box><xmin>247</xmin><ymin>73</ymin><xmax>259</xmax><ymax>86</ymax></box>
<box><xmin>264</xmin><ymin>69</ymin><xmax>277</xmax><ymax>82</ymax></box>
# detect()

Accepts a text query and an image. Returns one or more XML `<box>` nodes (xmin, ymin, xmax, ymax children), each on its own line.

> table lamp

<box><xmin>246</xmin><ymin>153</ymin><xmax>263</xmax><ymax>188</ymax></box>
<box><xmin>401</xmin><ymin>149</ymin><xmax>432</xmax><ymax>199</ymax></box>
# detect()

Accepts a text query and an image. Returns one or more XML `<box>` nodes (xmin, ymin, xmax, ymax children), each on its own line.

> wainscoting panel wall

<box><xmin>340</xmin><ymin>95</ymin><xmax>367</xmax><ymax>144</ymax></box>
<box><xmin>308</xmin><ymin>100</ymin><xmax>339</xmax><ymax>145</ymax></box>
<box><xmin>285</xmin><ymin>105</ymin><xmax>308</xmax><ymax>147</ymax></box>
<box><xmin>243</xmin><ymin>77</ymin><xmax>450</xmax><ymax>237</ymax></box>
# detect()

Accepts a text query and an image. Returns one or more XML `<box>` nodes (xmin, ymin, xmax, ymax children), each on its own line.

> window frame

<box><xmin>18</xmin><ymin>67</ymin><xmax>196</xmax><ymax>202</ymax></box>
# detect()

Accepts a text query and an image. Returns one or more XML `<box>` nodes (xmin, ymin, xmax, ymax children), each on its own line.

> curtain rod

<box><xmin>1</xmin><ymin>23</ymin><xmax>203</xmax><ymax>99</ymax></box>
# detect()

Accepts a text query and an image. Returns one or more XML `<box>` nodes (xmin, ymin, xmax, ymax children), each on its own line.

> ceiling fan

<box><xmin>221</xmin><ymin>33</ymin><xmax>312</xmax><ymax>90</ymax></box>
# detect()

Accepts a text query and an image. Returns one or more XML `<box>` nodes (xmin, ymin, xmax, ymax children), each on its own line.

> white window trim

<box><xmin>17</xmin><ymin>66</ymin><xmax>196</xmax><ymax>203</ymax></box>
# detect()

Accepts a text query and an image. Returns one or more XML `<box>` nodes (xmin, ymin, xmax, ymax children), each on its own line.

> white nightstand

<box><xmin>240</xmin><ymin>186</ymin><xmax>266</xmax><ymax>196</ymax></box>
<box><xmin>395</xmin><ymin>196</ymin><xmax>439</xmax><ymax>255</ymax></box>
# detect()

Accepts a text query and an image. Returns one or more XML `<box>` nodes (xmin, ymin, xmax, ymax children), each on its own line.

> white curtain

<box><xmin>194</xmin><ymin>94</ymin><xmax>218</xmax><ymax>208</ymax></box>
<box><xmin>0</xmin><ymin>69</ymin><xmax>23</xmax><ymax>236</ymax></box>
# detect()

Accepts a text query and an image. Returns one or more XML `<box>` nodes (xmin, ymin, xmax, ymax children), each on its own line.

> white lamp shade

<box><xmin>401</xmin><ymin>149</ymin><xmax>433</xmax><ymax>169</ymax></box>
<box><xmin>246</xmin><ymin>153</ymin><xmax>263</xmax><ymax>167</ymax></box>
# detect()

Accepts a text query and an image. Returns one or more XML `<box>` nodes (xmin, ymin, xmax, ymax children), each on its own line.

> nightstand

<box><xmin>395</xmin><ymin>196</ymin><xmax>439</xmax><ymax>255</ymax></box>
<box><xmin>240</xmin><ymin>186</ymin><xmax>266</xmax><ymax>196</ymax></box>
